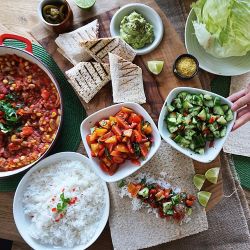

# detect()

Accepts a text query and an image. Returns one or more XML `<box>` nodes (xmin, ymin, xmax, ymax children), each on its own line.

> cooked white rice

<box><xmin>23</xmin><ymin>160</ymin><xmax>106</xmax><ymax>248</ymax></box>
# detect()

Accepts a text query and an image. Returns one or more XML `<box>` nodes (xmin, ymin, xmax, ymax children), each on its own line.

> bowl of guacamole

<box><xmin>110</xmin><ymin>3</ymin><xmax>164</xmax><ymax>55</ymax></box>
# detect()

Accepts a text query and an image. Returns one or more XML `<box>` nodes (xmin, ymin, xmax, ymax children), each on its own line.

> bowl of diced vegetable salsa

<box><xmin>81</xmin><ymin>102</ymin><xmax>161</xmax><ymax>182</ymax></box>
<box><xmin>158</xmin><ymin>87</ymin><xmax>236</xmax><ymax>163</ymax></box>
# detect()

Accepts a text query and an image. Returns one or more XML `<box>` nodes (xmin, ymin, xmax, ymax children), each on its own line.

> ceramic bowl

<box><xmin>185</xmin><ymin>9</ymin><xmax>250</xmax><ymax>76</ymax></box>
<box><xmin>13</xmin><ymin>152</ymin><xmax>110</xmax><ymax>250</ymax></box>
<box><xmin>110</xmin><ymin>3</ymin><xmax>164</xmax><ymax>55</ymax></box>
<box><xmin>38</xmin><ymin>0</ymin><xmax>73</xmax><ymax>33</ymax></box>
<box><xmin>80</xmin><ymin>102</ymin><xmax>161</xmax><ymax>182</ymax></box>
<box><xmin>158</xmin><ymin>87</ymin><xmax>236</xmax><ymax>163</ymax></box>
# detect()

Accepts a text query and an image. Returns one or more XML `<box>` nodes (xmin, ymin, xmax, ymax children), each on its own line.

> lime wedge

<box><xmin>74</xmin><ymin>0</ymin><xmax>96</xmax><ymax>9</ymax></box>
<box><xmin>197</xmin><ymin>191</ymin><xmax>211</xmax><ymax>207</ymax></box>
<box><xmin>147</xmin><ymin>61</ymin><xmax>164</xmax><ymax>75</ymax></box>
<box><xmin>205</xmin><ymin>167</ymin><xmax>220</xmax><ymax>184</ymax></box>
<box><xmin>193</xmin><ymin>174</ymin><xmax>206</xmax><ymax>191</ymax></box>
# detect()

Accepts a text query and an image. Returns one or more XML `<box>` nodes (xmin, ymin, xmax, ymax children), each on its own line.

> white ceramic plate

<box><xmin>80</xmin><ymin>102</ymin><xmax>161</xmax><ymax>182</ymax></box>
<box><xmin>110</xmin><ymin>3</ymin><xmax>164</xmax><ymax>55</ymax></box>
<box><xmin>158</xmin><ymin>87</ymin><xmax>236</xmax><ymax>163</ymax></box>
<box><xmin>13</xmin><ymin>152</ymin><xmax>110</xmax><ymax>250</ymax></box>
<box><xmin>185</xmin><ymin>9</ymin><xmax>250</xmax><ymax>76</ymax></box>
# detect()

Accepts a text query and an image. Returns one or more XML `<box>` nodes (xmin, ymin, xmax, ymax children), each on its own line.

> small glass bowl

<box><xmin>173</xmin><ymin>53</ymin><xmax>199</xmax><ymax>80</ymax></box>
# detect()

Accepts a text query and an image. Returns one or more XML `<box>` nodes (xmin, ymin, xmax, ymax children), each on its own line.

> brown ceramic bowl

<box><xmin>38</xmin><ymin>0</ymin><xmax>73</xmax><ymax>33</ymax></box>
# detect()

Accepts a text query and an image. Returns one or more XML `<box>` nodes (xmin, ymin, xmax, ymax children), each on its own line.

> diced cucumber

<box><xmin>167</xmin><ymin>117</ymin><xmax>176</xmax><ymax>125</ymax></box>
<box><xmin>169</xmin><ymin>112</ymin><xmax>177</xmax><ymax>118</ymax></box>
<box><xmin>163</xmin><ymin>201</ymin><xmax>172</xmax><ymax>214</ymax></box>
<box><xmin>208</xmin><ymin>122</ymin><xmax>219</xmax><ymax>132</ymax></box>
<box><xmin>180</xmin><ymin>137</ymin><xmax>191</xmax><ymax>148</ymax></box>
<box><xmin>222</xmin><ymin>104</ymin><xmax>229</xmax><ymax>112</ymax></box>
<box><xmin>226</xmin><ymin>109</ymin><xmax>234</xmax><ymax>122</ymax></box>
<box><xmin>201</xmin><ymin>122</ymin><xmax>207</xmax><ymax>131</ymax></box>
<box><xmin>190</xmin><ymin>106</ymin><xmax>201</xmax><ymax>116</ymax></box>
<box><xmin>193</xmin><ymin>135</ymin><xmax>205</xmax><ymax>148</ymax></box>
<box><xmin>204</xmin><ymin>94</ymin><xmax>212</xmax><ymax>100</ymax></box>
<box><xmin>185</xmin><ymin>129</ymin><xmax>196</xmax><ymax>140</ymax></box>
<box><xmin>220</xmin><ymin>126</ymin><xmax>227</xmax><ymax>137</ymax></box>
<box><xmin>183</xmin><ymin>115</ymin><xmax>191</xmax><ymax>125</ymax></box>
<box><xmin>167</xmin><ymin>104</ymin><xmax>175</xmax><ymax>112</ymax></box>
<box><xmin>172</xmin><ymin>98</ymin><xmax>182</xmax><ymax>109</ymax></box>
<box><xmin>191</xmin><ymin>95</ymin><xmax>203</xmax><ymax>106</ymax></box>
<box><xmin>214</xmin><ymin>97</ymin><xmax>221</xmax><ymax>106</ymax></box>
<box><xmin>212</xmin><ymin>130</ymin><xmax>221</xmax><ymax>138</ymax></box>
<box><xmin>185</xmin><ymin>94</ymin><xmax>193</xmax><ymax>102</ymax></box>
<box><xmin>176</xmin><ymin>113</ymin><xmax>183</xmax><ymax>124</ymax></box>
<box><xmin>189</xmin><ymin>142</ymin><xmax>195</xmax><ymax>150</ymax></box>
<box><xmin>204</xmin><ymin>99</ymin><xmax>214</xmax><ymax>108</ymax></box>
<box><xmin>177</xmin><ymin>91</ymin><xmax>188</xmax><ymax>100</ymax></box>
<box><xmin>195</xmin><ymin>148</ymin><xmax>205</xmax><ymax>154</ymax></box>
<box><xmin>217</xmin><ymin>116</ymin><xmax>227</xmax><ymax>125</ymax></box>
<box><xmin>183</xmin><ymin>100</ymin><xmax>193</xmax><ymax>110</ymax></box>
<box><xmin>197</xmin><ymin>109</ymin><xmax>207</xmax><ymax>121</ymax></box>
<box><xmin>174</xmin><ymin>135</ymin><xmax>183</xmax><ymax>143</ymax></box>
<box><xmin>192</xmin><ymin>117</ymin><xmax>198</xmax><ymax>124</ymax></box>
<box><xmin>167</xmin><ymin>125</ymin><xmax>178</xmax><ymax>133</ymax></box>
<box><xmin>213</xmin><ymin>106</ymin><xmax>224</xmax><ymax>115</ymax></box>
<box><xmin>138</xmin><ymin>187</ymin><xmax>149</xmax><ymax>198</ymax></box>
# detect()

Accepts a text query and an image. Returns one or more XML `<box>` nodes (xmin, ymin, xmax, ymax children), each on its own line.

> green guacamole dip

<box><xmin>120</xmin><ymin>11</ymin><xmax>154</xmax><ymax>49</ymax></box>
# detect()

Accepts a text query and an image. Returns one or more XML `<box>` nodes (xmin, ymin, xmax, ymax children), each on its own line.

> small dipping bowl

<box><xmin>173</xmin><ymin>54</ymin><xmax>199</xmax><ymax>80</ymax></box>
<box><xmin>38</xmin><ymin>0</ymin><xmax>73</xmax><ymax>33</ymax></box>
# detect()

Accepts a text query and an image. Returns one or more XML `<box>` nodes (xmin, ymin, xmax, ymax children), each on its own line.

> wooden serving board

<box><xmin>32</xmin><ymin>0</ymin><xmax>223</xmax><ymax>213</ymax></box>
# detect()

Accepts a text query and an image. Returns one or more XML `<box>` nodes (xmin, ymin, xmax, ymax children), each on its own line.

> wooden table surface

<box><xmin>0</xmin><ymin>1</ymin><xmax>250</xmax><ymax>249</ymax></box>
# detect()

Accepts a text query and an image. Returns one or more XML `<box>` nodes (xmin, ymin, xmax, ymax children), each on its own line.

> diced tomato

<box><xmin>86</xmin><ymin>135</ymin><xmax>92</xmax><ymax>145</ymax></box>
<box><xmin>101</xmin><ymin>156</ymin><xmax>112</xmax><ymax>167</ymax></box>
<box><xmin>142</xmin><ymin>122</ymin><xmax>153</xmax><ymax>135</ymax></box>
<box><xmin>185</xmin><ymin>200</ymin><xmax>194</xmax><ymax>207</ymax></box>
<box><xmin>0</xmin><ymin>94</ymin><xmax>5</xmax><ymax>100</ymax></box>
<box><xmin>123</xmin><ymin>129</ymin><xmax>132</xmax><ymax>137</ymax></box>
<box><xmin>115</xmin><ymin>144</ymin><xmax>130</xmax><ymax>153</ymax></box>
<box><xmin>22</xmin><ymin>126</ymin><xmax>33</xmax><ymax>136</ymax></box>
<box><xmin>155</xmin><ymin>190</ymin><xmax>164</xmax><ymax>200</ymax></box>
<box><xmin>116</xmin><ymin>116</ymin><xmax>130</xmax><ymax>129</ymax></box>
<box><xmin>91</xmin><ymin>143</ymin><xmax>99</xmax><ymax>156</ymax></box>
<box><xmin>99</xmin><ymin>120</ymin><xmax>111</xmax><ymax>129</ymax></box>
<box><xmin>209</xmin><ymin>116</ymin><xmax>216</xmax><ymax>124</ymax></box>
<box><xmin>133</xmin><ymin>130</ymin><xmax>142</xmax><ymax>142</ymax></box>
<box><xmin>131</xmin><ymin>159</ymin><xmax>140</xmax><ymax>166</ymax></box>
<box><xmin>8</xmin><ymin>143</ymin><xmax>20</xmax><ymax>151</ymax></box>
<box><xmin>99</xmin><ymin>131</ymin><xmax>114</xmax><ymax>142</ymax></box>
<box><xmin>149</xmin><ymin>189</ymin><xmax>157</xmax><ymax>195</ymax></box>
<box><xmin>41</xmin><ymin>89</ymin><xmax>50</xmax><ymax>100</ymax></box>
<box><xmin>139</xmin><ymin>143</ymin><xmax>148</xmax><ymax>157</ymax></box>
<box><xmin>100</xmin><ymin>161</ymin><xmax>110</xmax><ymax>173</ymax></box>
<box><xmin>99</xmin><ymin>143</ymin><xmax>105</xmax><ymax>150</ymax></box>
<box><xmin>128</xmin><ymin>183</ymin><xmax>142</xmax><ymax>197</ymax></box>
<box><xmin>112</xmin><ymin>156</ymin><xmax>124</xmax><ymax>164</ymax></box>
<box><xmin>111</xmin><ymin>125</ymin><xmax>122</xmax><ymax>136</ymax></box>
<box><xmin>121</xmin><ymin>107</ymin><xmax>134</xmax><ymax>113</ymax></box>
<box><xmin>110</xmin><ymin>150</ymin><xmax>123</xmax><ymax>157</ymax></box>
<box><xmin>116</xmin><ymin>111</ymin><xmax>129</xmax><ymax>120</ymax></box>
<box><xmin>108</xmin><ymin>164</ymin><xmax>119</xmax><ymax>175</ymax></box>
<box><xmin>109</xmin><ymin>116</ymin><xmax>117</xmax><ymax>125</ymax></box>
<box><xmin>106</xmin><ymin>143</ymin><xmax>115</xmax><ymax>153</ymax></box>
<box><xmin>164</xmin><ymin>189</ymin><xmax>170</xmax><ymax>198</ymax></box>
<box><xmin>116</xmin><ymin>135</ymin><xmax>122</xmax><ymax>142</ymax></box>
<box><xmin>98</xmin><ymin>148</ymin><xmax>105</xmax><ymax>157</ymax></box>
<box><xmin>105</xmin><ymin>135</ymin><xmax>117</xmax><ymax>144</ymax></box>
<box><xmin>187</xmin><ymin>194</ymin><xmax>196</xmax><ymax>201</ymax></box>
<box><xmin>127</xmin><ymin>141</ymin><xmax>134</xmax><ymax>154</ymax></box>
<box><xmin>209</xmin><ymin>140</ymin><xmax>214</xmax><ymax>148</ymax></box>
<box><xmin>122</xmin><ymin>136</ymin><xmax>128</xmax><ymax>143</ymax></box>
<box><xmin>128</xmin><ymin>113</ymin><xmax>142</xmax><ymax>124</ymax></box>
<box><xmin>95</xmin><ymin>128</ymin><xmax>108</xmax><ymax>137</ymax></box>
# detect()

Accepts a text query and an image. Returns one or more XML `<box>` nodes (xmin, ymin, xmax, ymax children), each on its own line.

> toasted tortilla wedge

<box><xmin>80</xmin><ymin>37</ymin><xmax>136</xmax><ymax>63</ymax></box>
<box><xmin>109</xmin><ymin>141</ymin><xmax>208</xmax><ymax>250</ymax></box>
<box><xmin>65</xmin><ymin>62</ymin><xmax>110</xmax><ymax>103</ymax></box>
<box><xmin>55</xmin><ymin>19</ymin><xmax>99</xmax><ymax>65</ymax></box>
<box><xmin>109</xmin><ymin>53</ymin><xmax>146</xmax><ymax>104</ymax></box>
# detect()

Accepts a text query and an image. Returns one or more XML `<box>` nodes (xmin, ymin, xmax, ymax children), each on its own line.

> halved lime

<box><xmin>193</xmin><ymin>174</ymin><xmax>206</xmax><ymax>191</ymax></box>
<box><xmin>205</xmin><ymin>167</ymin><xmax>220</xmax><ymax>184</ymax></box>
<box><xmin>74</xmin><ymin>0</ymin><xmax>96</xmax><ymax>9</ymax></box>
<box><xmin>197</xmin><ymin>191</ymin><xmax>211</xmax><ymax>207</ymax></box>
<box><xmin>147</xmin><ymin>61</ymin><xmax>164</xmax><ymax>75</ymax></box>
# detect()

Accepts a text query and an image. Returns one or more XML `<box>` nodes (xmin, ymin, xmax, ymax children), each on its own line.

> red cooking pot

<box><xmin>0</xmin><ymin>33</ymin><xmax>63</xmax><ymax>178</ymax></box>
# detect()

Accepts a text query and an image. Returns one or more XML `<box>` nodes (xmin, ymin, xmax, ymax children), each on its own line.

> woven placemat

<box><xmin>0</xmin><ymin>40</ymin><xmax>86</xmax><ymax>192</ymax></box>
<box><xmin>211</xmin><ymin>76</ymin><xmax>250</xmax><ymax>190</ymax></box>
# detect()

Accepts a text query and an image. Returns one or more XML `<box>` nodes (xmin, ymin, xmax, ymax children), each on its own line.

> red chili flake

<box><xmin>51</xmin><ymin>208</ymin><xmax>57</xmax><ymax>212</ymax></box>
<box><xmin>51</xmin><ymin>198</ymin><xmax>55</xmax><ymax>202</ymax></box>
<box><xmin>61</xmin><ymin>188</ymin><xmax>65</xmax><ymax>192</ymax></box>
<box><xmin>69</xmin><ymin>197</ymin><xmax>78</xmax><ymax>205</ymax></box>
<box><xmin>55</xmin><ymin>218</ymin><xmax>60</xmax><ymax>222</ymax></box>
<box><xmin>60</xmin><ymin>213</ymin><xmax>64</xmax><ymax>219</ymax></box>
<box><xmin>72</xmin><ymin>188</ymin><xmax>76</xmax><ymax>192</ymax></box>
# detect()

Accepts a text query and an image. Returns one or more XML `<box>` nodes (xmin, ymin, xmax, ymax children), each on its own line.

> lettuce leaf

<box><xmin>192</xmin><ymin>0</ymin><xmax>250</xmax><ymax>58</ymax></box>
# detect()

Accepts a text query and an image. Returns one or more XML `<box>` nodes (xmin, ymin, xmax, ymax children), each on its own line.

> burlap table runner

<box><xmin>28</xmin><ymin>0</ymin><xmax>250</xmax><ymax>248</ymax></box>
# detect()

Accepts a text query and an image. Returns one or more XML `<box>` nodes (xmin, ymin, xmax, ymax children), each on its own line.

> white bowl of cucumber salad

<box><xmin>158</xmin><ymin>87</ymin><xmax>236</xmax><ymax>163</ymax></box>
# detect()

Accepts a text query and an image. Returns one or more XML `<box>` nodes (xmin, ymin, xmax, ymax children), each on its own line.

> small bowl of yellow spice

<box><xmin>173</xmin><ymin>54</ymin><xmax>199</xmax><ymax>80</ymax></box>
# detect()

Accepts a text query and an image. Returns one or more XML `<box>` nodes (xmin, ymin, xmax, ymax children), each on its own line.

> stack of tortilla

<box><xmin>56</xmin><ymin>20</ymin><xmax>146</xmax><ymax>104</ymax></box>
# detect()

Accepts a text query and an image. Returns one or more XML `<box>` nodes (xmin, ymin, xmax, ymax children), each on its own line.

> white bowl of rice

<box><xmin>13</xmin><ymin>152</ymin><xmax>109</xmax><ymax>250</ymax></box>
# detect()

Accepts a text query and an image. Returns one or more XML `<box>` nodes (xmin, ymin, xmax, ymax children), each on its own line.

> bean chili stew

<box><xmin>0</xmin><ymin>54</ymin><xmax>61</xmax><ymax>171</ymax></box>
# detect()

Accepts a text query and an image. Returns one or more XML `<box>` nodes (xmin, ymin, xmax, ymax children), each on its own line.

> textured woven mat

<box><xmin>0</xmin><ymin>40</ymin><xmax>86</xmax><ymax>192</ymax></box>
<box><xmin>211</xmin><ymin>76</ymin><xmax>250</xmax><ymax>190</ymax></box>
